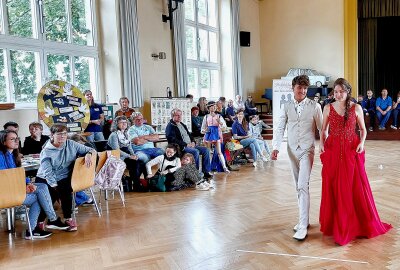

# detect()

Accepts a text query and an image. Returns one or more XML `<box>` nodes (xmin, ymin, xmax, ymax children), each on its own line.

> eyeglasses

<box><xmin>54</xmin><ymin>132</ymin><xmax>68</xmax><ymax>137</ymax></box>
<box><xmin>8</xmin><ymin>137</ymin><xmax>20</xmax><ymax>142</ymax></box>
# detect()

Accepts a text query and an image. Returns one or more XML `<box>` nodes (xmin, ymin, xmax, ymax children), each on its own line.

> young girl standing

<box><xmin>201</xmin><ymin>101</ymin><xmax>230</xmax><ymax>173</ymax></box>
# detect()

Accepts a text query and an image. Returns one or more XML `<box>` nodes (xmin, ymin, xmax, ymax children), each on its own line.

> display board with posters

<box><xmin>272</xmin><ymin>79</ymin><xmax>293</xmax><ymax>138</ymax></box>
<box><xmin>151</xmin><ymin>97</ymin><xmax>191</xmax><ymax>133</ymax></box>
<box><xmin>37</xmin><ymin>80</ymin><xmax>90</xmax><ymax>132</ymax></box>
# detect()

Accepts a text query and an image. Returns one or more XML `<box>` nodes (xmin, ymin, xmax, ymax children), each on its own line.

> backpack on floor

<box><xmin>95</xmin><ymin>154</ymin><xmax>126</xmax><ymax>189</ymax></box>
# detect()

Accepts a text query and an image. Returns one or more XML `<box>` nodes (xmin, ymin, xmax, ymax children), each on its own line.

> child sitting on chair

<box><xmin>170</xmin><ymin>153</ymin><xmax>210</xmax><ymax>191</ymax></box>
<box><xmin>248</xmin><ymin>115</ymin><xmax>271</xmax><ymax>159</ymax></box>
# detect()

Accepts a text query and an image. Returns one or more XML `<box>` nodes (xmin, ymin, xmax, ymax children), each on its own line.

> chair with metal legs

<box><xmin>71</xmin><ymin>154</ymin><xmax>101</xmax><ymax>220</ymax></box>
<box><xmin>0</xmin><ymin>167</ymin><xmax>34</xmax><ymax>240</ymax></box>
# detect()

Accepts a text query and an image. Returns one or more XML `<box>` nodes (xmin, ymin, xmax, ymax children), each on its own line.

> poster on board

<box><xmin>37</xmin><ymin>80</ymin><xmax>90</xmax><ymax>132</ymax></box>
<box><xmin>151</xmin><ymin>97</ymin><xmax>191</xmax><ymax>133</ymax></box>
<box><xmin>272</xmin><ymin>79</ymin><xmax>293</xmax><ymax>138</ymax></box>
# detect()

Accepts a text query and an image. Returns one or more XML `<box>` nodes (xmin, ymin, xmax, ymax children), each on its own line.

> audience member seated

<box><xmin>361</xmin><ymin>89</ymin><xmax>376</xmax><ymax>131</ymax></box>
<box><xmin>245</xmin><ymin>95</ymin><xmax>258</xmax><ymax>119</ymax></box>
<box><xmin>108</xmin><ymin>116</ymin><xmax>146</xmax><ymax>190</ymax></box>
<box><xmin>231</xmin><ymin>110</ymin><xmax>267</xmax><ymax>167</ymax></box>
<box><xmin>391</xmin><ymin>91</ymin><xmax>400</xmax><ymax>129</ymax></box>
<box><xmin>248</xmin><ymin>115</ymin><xmax>271</xmax><ymax>159</ymax></box>
<box><xmin>322</xmin><ymin>91</ymin><xmax>334</xmax><ymax>111</ymax></box>
<box><xmin>218</xmin><ymin>96</ymin><xmax>227</xmax><ymax>116</ymax></box>
<box><xmin>225</xmin><ymin>99</ymin><xmax>236</xmax><ymax>127</ymax></box>
<box><xmin>191</xmin><ymin>107</ymin><xmax>202</xmax><ymax>137</ymax></box>
<box><xmin>127</xmin><ymin>112</ymin><xmax>164</xmax><ymax>163</ymax></box>
<box><xmin>114</xmin><ymin>97</ymin><xmax>136</xmax><ymax>120</ymax></box>
<box><xmin>146</xmin><ymin>143</ymin><xmax>181</xmax><ymax>191</ymax></box>
<box><xmin>165</xmin><ymin>108</ymin><xmax>212</xmax><ymax>179</ymax></box>
<box><xmin>233</xmin><ymin>95</ymin><xmax>245</xmax><ymax>112</ymax></box>
<box><xmin>186</xmin><ymin>94</ymin><xmax>197</xmax><ymax>108</ymax></box>
<box><xmin>376</xmin><ymin>88</ymin><xmax>392</xmax><ymax>130</ymax></box>
<box><xmin>0</xmin><ymin>130</ymin><xmax>68</xmax><ymax>239</ymax></box>
<box><xmin>357</xmin><ymin>94</ymin><xmax>363</xmax><ymax>105</ymax></box>
<box><xmin>197</xmin><ymin>97</ymin><xmax>209</xmax><ymax>117</ymax></box>
<box><xmin>3</xmin><ymin>121</ymin><xmax>22</xmax><ymax>151</ymax></box>
<box><xmin>35</xmin><ymin>124</ymin><xmax>97</xmax><ymax>232</ymax></box>
<box><xmin>215</xmin><ymin>100</ymin><xmax>224</xmax><ymax>115</ymax></box>
<box><xmin>84</xmin><ymin>90</ymin><xmax>105</xmax><ymax>142</ymax></box>
<box><xmin>22</xmin><ymin>121</ymin><xmax>50</xmax><ymax>155</ymax></box>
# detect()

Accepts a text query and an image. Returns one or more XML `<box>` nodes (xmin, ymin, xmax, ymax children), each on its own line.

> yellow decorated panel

<box><xmin>37</xmin><ymin>80</ymin><xmax>90</xmax><ymax>132</ymax></box>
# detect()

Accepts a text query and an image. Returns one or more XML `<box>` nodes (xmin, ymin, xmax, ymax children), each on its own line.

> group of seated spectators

<box><xmin>1</xmin><ymin>92</ymin><xmax>275</xmax><ymax>240</ymax></box>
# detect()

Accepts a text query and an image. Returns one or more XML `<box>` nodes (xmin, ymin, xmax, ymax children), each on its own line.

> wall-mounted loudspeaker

<box><xmin>240</xmin><ymin>31</ymin><xmax>250</xmax><ymax>47</ymax></box>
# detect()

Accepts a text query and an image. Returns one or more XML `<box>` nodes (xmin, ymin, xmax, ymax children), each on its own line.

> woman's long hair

<box><xmin>0</xmin><ymin>130</ymin><xmax>22</xmax><ymax>167</ymax></box>
<box><xmin>236</xmin><ymin>109</ymin><xmax>248</xmax><ymax>132</ymax></box>
<box><xmin>333</xmin><ymin>78</ymin><xmax>352</xmax><ymax>122</ymax></box>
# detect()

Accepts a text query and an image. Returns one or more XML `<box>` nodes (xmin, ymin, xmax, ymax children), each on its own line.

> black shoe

<box><xmin>46</xmin><ymin>217</ymin><xmax>69</xmax><ymax>230</ymax></box>
<box><xmin>25</xmin><ymin>228</ymin><xmax>53</xmax><ymax>240</ymax></box>
<box><xmin>81</xmin><ymin>200</ymin><xmax>94</xmax><ymax>206</ymax></box>
<box><xmin>204</xmin><ymin>172</ymin><xmax>213</xmax><ymax>179</ymax></box>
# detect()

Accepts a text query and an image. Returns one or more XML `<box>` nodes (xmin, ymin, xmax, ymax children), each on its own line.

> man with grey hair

<box><xmin>127</xmin><ymin>112</ymin><xmax>163</xmax><ymax>163</ymax></box>
<box><xmin>165</xmin><ymin>108</ymin><xmax>212</xmax><ymax>179</ymax></box>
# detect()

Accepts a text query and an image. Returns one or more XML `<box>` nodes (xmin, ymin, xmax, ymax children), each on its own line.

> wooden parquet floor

<box><xmin>0</xmin><ymin>141</ymin><xmax>399</xmax><ymax>270</ymax></box>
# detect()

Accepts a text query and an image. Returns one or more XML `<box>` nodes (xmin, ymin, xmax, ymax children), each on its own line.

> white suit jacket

<box><xmin>272</xmin><ymin>98</ymin><xmax>323</xmax><ymax>151</ymax></box>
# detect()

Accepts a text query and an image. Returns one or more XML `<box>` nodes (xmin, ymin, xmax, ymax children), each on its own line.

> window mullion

<box><xmin>70</xmin><ymin>55</ymin><xmax>75</xmax><ymax>85</ymax></box>
<box><xmin>1</xmin><ymin>0</ymin><xmax>9</xmax><ymax>35</ymax></box>
<box><xmin>4</xmin><ymin>48</ymin><xmax>13</xmax><ymax>102</ymax></box>
<box><xmin>66</xmin><ymin>0</ymin><xmax>72</xmax><ymax>43</ymax></box>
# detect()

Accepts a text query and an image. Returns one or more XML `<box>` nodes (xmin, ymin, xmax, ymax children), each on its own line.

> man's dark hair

<box><xmin>292</xmin><ymin>75</ymin><xmax>310</xmax><ymax>88</ymax></box>
<box><xmin>3</xmin><ymin>121</ymin><xmax>19</xmax><ymax>130</ymax></box>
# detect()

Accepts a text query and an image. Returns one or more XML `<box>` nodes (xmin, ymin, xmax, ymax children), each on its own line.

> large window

<box><xmin>0</xmin><ymin>0</ymin><xmax>98</xmax><ymax>106</ymax></box>
<box><xmin>185</xmin><ymin>0</ymin><xmax>220</xmax><ymax>99</ymax></box>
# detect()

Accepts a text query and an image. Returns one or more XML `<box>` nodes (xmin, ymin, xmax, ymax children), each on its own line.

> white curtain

<box><xmin>231</xmin><ymin>0</ymin><xmax>243</xmax><ymax>96</ymax></box>
<box><xmin>119</xmin><ymin>0</ymin><xmax>143</xmax><ymax>107</ymax></box>
<box><xmin>173</xmin><ymin>4</ymin><xmax>188</xmax><ymax>97</ymax></box>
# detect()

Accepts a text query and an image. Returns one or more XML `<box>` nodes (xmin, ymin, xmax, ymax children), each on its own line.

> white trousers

<box><xmin>287</xmin><ymin>146</ymin><xmax>314</xmax><ymax>229</ymax></box>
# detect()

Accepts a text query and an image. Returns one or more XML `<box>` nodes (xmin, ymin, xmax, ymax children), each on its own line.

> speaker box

<box><xmin>240</xmin><ymin>31</ymin><xmax>250</xmax><ymax>47</ymax></box>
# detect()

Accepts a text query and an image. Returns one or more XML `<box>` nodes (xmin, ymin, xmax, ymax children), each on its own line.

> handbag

<box><xmin>147</xmin><ymin>158</ymin><xmax>167</xmax><ymax>192</ymax></box>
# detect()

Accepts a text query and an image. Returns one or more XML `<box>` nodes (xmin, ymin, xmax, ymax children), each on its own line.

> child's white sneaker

<box><xmin>196</xmin><ymin>182</ymin><xmax>210</xmax><ymax>191</ymax></box>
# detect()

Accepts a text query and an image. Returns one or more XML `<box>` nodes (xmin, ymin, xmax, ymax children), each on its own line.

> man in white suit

<box><xmin>271</xmin><ymin>75</ymin><xmax>323</xmax><ymax>241</ymax></box>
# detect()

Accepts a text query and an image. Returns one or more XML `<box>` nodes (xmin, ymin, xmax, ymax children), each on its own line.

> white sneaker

<box><xmin>223</xmin><ymin>168</ymin><xmax>230</xmax><ymax>173</ymax></box>
<box><xmin>253</xmin><ymin>162</ymin><xmax>257</xmax><ymax>167</ymax></box>
<box><xmin>196</xmin><ymin>182</ymin><xmax>210</xmax><ymax>191</ymax></box>
<box><xmin>262</xmin><ymin>156</ymin><xmax>269</xmax><ymax>162</ymax></box>
<box><xmin>293</xmin><ymin>228</ymin><xmax>307</xmax><ymax>241</ymax></box>
<box><xmin>208</xmin><ymin>180</ymin><xmax>215</xmax><ymax>189</ymax></box>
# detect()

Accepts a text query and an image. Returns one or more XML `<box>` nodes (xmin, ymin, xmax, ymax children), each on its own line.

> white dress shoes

<box><xmin>293</xmin><ymin>228</ymin><xmax>308</xmax><ymax>241</ymax></box>
<box><xmin>293</xmin><ymin>223</ymin><xmax>310</xmax><ymax>232</ymax></box>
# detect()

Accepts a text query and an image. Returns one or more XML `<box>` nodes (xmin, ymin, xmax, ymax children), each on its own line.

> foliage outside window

<box><xmin>0</xmin><ymin>0</ymin><xmax>98</xmax><ymax>106</ymax></box>
<box><xmin>185</xmin><ymin>0</ymin><xmax>220</xmax><ymax>100</ymax></box>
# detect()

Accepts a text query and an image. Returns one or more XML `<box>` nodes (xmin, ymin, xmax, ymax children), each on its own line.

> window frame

<box><xmin>185</xmin><ymin>0</ymin><xmax>221</xmax><ymax>100</ymax></box>
<box><xmin>0</xmin><ymin>0</ymin><xmax>100</xmax><ymax>108</ymax></box>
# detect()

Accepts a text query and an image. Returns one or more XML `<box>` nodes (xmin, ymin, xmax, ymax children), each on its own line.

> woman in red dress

<box><xmin>319</xmin><ymin>78</ymin><xmax>392</xmax><ymax>245</ymax></box>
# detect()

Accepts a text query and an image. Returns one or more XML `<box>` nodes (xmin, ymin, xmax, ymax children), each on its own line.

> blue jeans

<box><xmin>23</xmin><ymin>193</ymin><xmax>41</xmax><ymax>229</ymax></box>
<box><xmin>240</xmin><ymin>138</ymin><xmax>263</xmax><ymax>161</ymax></box>
<box><xmin>135</xmin><ymin>147</ymin><xmax>164</xmax><ymax>163</ymax></box>
<box><xmin>184</xmin><ymin>146</ymin><xmax>211</xmax><ymax>174</ymax></box>
<box><xmin>376</xmin><ymin>110</ymin><xmax>391</xmax><ymax>128</ymax></box>
<box><xmin>86</xmin><ymin>132</ymin><xmax>105</xmax><ymax>142</ymax></box>
<box><xmin>258</xmin><ymin>139</ymin><xmax>271</xmax><ymax>155</ymax></box>
<box><xmin>392</xmin><ymin>109</ymin><xmax>400</xmax><ymax>127</ymax></box>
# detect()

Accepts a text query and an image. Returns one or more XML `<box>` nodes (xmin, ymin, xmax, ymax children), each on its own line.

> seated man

<box><xmin>375</xmin><ymin>88</ymin><xmax>392</xmax><ymax>130</ymax></box>
<box><xmin>165</xmin><ymin>108</ymin><xmax>212</xmax><ymax>179</ymax></box>
<box><xmin>22</xmin><ymin>121</ymin><xmax>50</xmax><ymax>155</ymax></box>
<box><xmin>224</xmin><ymin>99</ymin><xmax>236</xmax><ymax>127</ymax></box>
<box><xmin>114</xmin><ymin>97</ymin><xmax>136</xmax><ymax>120</ymax></box>
<box><xmin>244</xmin><ymin>95</ymin><xmax>258</xmax><ymax>119</ymax></box>
<box><xmin>127</xmin><ymin>113</ymin><xmax>163</xmax><ymax>163</ymax></box>
<box><xmin>361</xmin><ymin>89</ymin><xmax>376</xmax><ymax>131</ymax></box>
<box><xmin>391</xmin><ymin>91</ymin><xmax>400</xmax><ymax>129</ymax></box>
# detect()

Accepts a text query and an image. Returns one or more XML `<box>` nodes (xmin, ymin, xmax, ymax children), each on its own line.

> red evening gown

<box><xmin>319</xmin><ymin>105</ymin><xmax>392</xmax><ymax>245</ymax></box>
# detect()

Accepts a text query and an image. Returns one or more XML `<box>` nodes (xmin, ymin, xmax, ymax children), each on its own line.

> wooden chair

<box><xmin>0</xmin><ymin>167</ymin><xmax>34</xmax><ymax>240</ymax></box>
<box><xmin>95</xmin><ymin>149</ymin><xmax>125</xmax><ymax>208</ymax></box>
<box><xmin>71</xmin><ymin>154</ymin><xmax>101</xmax><ymax>219</ymax></box>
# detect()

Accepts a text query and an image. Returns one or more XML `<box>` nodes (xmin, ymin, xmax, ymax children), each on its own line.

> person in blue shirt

<box><xmin>391</xmin><ymin>91</ymin><xmax>400</xmax><ymax>129</ymax></box>
<box><xmin>375</xmin><ymin>88</ymin><xmax>392</xmax><ymax>130</ymax></box>
<box><xmin>361</xmin><ymin>89</ymin><xmax>376</xmax><ymax>131</ymax></box>
<box><xmin>83</xmin><ymin>90</ymin><xmax>105</xmax><ymax>142</ymax></box>
<box><xmin>0</xmin><ymin>130</ymin><xmax>68</xmax><ymax>239</ymax></box>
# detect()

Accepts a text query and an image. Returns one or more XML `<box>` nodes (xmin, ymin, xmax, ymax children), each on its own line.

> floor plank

<box><xmin>0</xmin><ymin>140</ymin><xmax>398</xmax><ymax>270</ymax></box>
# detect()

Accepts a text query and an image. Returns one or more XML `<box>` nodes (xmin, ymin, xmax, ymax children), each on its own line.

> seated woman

<box><xmin>35</xmin><ymin>124</ymin><xmax>96</xmax><ymax>232</ymax></box>
<box><xmin>191</xmin><ymin>107</ymin><xmax>202</xmax><ymax>138</ymax></box>
<box><xmin>146</xmin><ymin>143</ymin><xmax>181</xmax><ymax>191</ymax></box>
<box><xmin>0</xmin><ymin>130</ymin><xmax>68</xmax><ymax>239</ymax></box>
<box><xmin>231</xmin><ymin>110</ymin><xmax>268</xmax><ymax>167</ymax></box>
<box><xmin>22</xmin><ymin>121</ymin><xmax>50</xmax><ymax>156</ymax></box>
<box><xmin>107</xmin><ymin>116</ymin><xmax>145</xmax><ymax>191</ymax></box>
